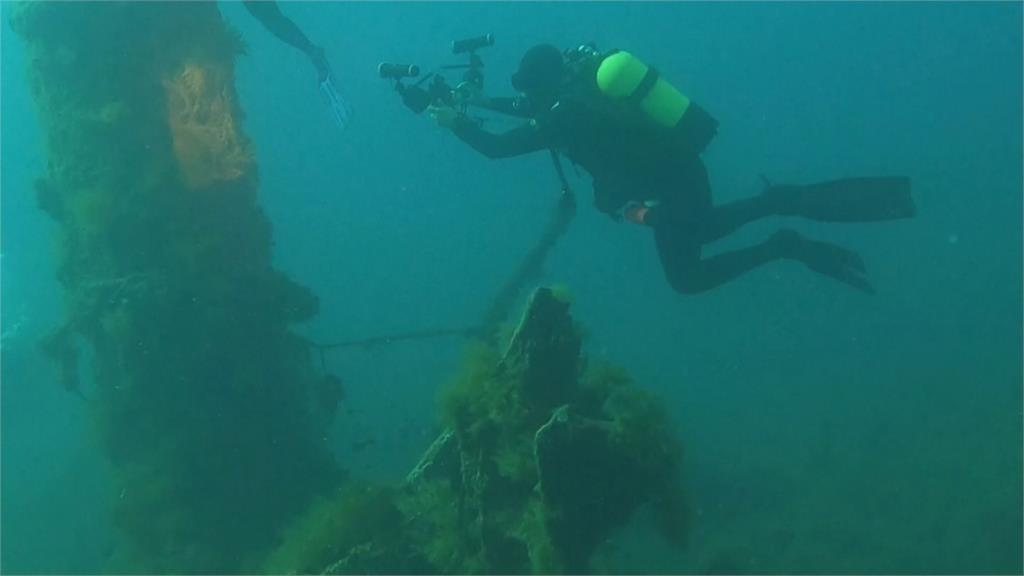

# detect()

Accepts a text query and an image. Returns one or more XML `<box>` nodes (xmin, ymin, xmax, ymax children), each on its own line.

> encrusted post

<box><xmin>11</xmin><ymin>3</ymin><xmax>335</xmax><ymax>572</ymax></box>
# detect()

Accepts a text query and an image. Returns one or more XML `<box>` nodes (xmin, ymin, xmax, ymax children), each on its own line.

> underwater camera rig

<box><xmin>378</xmin><ymin>34</ymin><xmax>494</xmax><ymax>114</ymax></box>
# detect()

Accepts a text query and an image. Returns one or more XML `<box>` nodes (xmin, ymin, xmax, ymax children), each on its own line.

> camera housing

<box><xmin>380</xmin><ymin>34</ymin><xmax>493</xmax><ymax>114</ymax></box>
<box><xmin>451</xmin><ymin>34</ymin><xmax>494</xmax><ymax>55</ymax></box>
<box><xmin>396</xmin><ymin>75</ymin><xmax>454</xmax><ymax>114</ymax></box>
<box><xmin>378</xmin><ymin>63</ymin><xmax>420</xmax><ymax>80</ymax></box>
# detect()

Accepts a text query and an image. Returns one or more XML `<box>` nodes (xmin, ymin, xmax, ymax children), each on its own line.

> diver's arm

<box><xmin>449</xmin><ymin>115</ymin><xmax>549</xmax><ymax>159</ymax></box>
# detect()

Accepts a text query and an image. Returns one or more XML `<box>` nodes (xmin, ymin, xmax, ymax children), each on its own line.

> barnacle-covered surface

<box><xmin>164</xmin><ymin>62</ymin><xmax>253</xmax><ymax>190</ymax></box>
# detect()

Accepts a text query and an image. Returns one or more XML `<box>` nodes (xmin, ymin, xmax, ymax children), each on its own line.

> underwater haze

<box><xmin>2</xmin><ymin>1</ymin><xmax>1022</xmax><ymax>574</ymax></box>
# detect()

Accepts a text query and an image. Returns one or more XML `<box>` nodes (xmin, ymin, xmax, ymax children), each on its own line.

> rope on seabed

<box><xmin>313</xmin><ymin>326</ymin><xmax>481</xmax><ymax>351</ymax></box>
<box><xmin>308</xmin><ymin>189</ymin><xmax>577</xmax><ymax>370</ymax></box>
<box><xmin>308</xmin><ymin>326</ymin><xmax>483</xmax><ymax>371</ymax></box>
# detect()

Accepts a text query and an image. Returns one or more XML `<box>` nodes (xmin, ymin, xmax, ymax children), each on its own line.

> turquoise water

<box><xmin>2</xmin><ymin>2</ymin><xmax>1021</xmax><ymax>573</ymax></box>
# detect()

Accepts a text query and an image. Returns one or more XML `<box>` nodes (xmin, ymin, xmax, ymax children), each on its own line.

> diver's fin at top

<box><xmin>320</xmin><ymin>75</ymin><xmax>352</xmax><ymax>131</ymax></box>
<box><xmin>768</xmin><ymin>176</ymin><xmax>915</xmax><ymax>223</ymax></box>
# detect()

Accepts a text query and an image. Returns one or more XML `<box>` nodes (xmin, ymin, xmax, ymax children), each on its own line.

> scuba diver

<box><xmin>427</xmin><ymin>44</ymin><xmax>915</xmax><ymax>295</ymax></box>
<box><xmin>242</xmin><ymin>0</ymin><xmax>351</xmax><ymax>129</ymax></box>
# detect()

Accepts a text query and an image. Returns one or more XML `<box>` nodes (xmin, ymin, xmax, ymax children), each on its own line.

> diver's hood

<box><xmin>512</xmin><ymin>44</ymin><xmax>565</xmax><ymax>95</ymax></box>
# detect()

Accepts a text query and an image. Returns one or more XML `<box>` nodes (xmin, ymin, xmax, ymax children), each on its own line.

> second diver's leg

<box><xmin>243</xmin><ymin>1</ymin><xmax>333</xmax><ymax>81</ymax></box>
<box><xmin>243</xmin><ymin>1</ymin><xmax>318</xmax><ymax>55</ymax></box>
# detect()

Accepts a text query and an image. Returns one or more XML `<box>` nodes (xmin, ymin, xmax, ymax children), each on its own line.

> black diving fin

<box><xmin>767</xmin><ymin>176</ymin><xmax>915</xmax><ymax>223</ymax></box>
<box><xmin>773</xmin><ymin>229</ymin><xmax>876</xmax><ymax>294</ymax></box>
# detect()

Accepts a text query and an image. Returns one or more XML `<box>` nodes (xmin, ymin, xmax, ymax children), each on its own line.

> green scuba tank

<box><xmin>594</xmin><ymin>50</ymin><xmax>718</xmax><ymax>155</ymax></box>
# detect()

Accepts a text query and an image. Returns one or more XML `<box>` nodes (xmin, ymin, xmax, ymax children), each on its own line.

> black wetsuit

<box><xmin>452</xmin><ymin>98</ymin><xmax>794</xmax><ymax>294</ymax></box>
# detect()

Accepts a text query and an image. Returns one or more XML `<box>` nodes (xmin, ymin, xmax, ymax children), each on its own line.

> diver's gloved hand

<box><xmin>428</xmin><ymin>104</ymin><xmax>460</xmax><ymax>129</ymax></box>
<box><xmin>452</xmin><ymin>81</ymin><xmax>485</xmax><ymax>107</ymax></box>
<box><xmin>621</xmin><ymin>200</ymin><xmax>660</xmax><ymax>226</ymax></box>
<box><xmin>623</xmin><ymin>203</ymin><xmax>648</xmax><ymax>225</ymax></box>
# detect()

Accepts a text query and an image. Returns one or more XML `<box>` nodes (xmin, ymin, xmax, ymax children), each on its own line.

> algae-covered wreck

<box><xmin>268</xmin><ymin>288</ymin><xmax>689</xmax><ymax>574</ymax></box>
<box><xmin>12</xmin><ymin>3</ymin><xmax>689</xmax><ymax>573</ymax></box>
